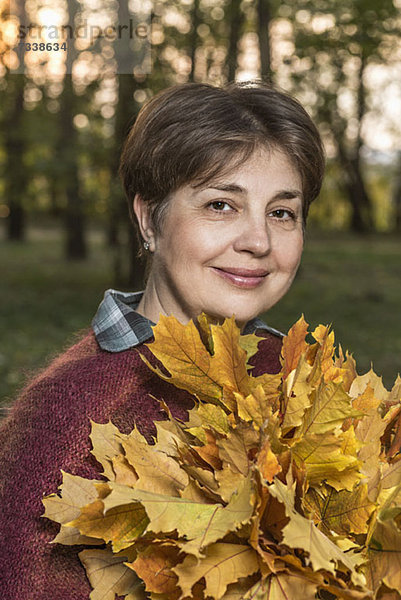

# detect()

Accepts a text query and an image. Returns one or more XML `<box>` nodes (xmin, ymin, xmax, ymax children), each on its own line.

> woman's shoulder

<box><xmin>0</xmin><ymin>330</ymin><xmax>193</xmax><ymax>448</ymax></box>
<box><xmin>16</xmin><ymin>329</ymin><xmax>149</xmax><ymax>395</ymax></box>
<box><xmin>0</xmin><ymin>331</ymin><xmax>148</xmax><ymax>441</ymax></box>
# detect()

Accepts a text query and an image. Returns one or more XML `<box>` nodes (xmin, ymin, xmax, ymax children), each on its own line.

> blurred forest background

<box><xmin>1</xmin><ymin>0</ymin><xmax>401</xmax><ymax>407</ymax></box>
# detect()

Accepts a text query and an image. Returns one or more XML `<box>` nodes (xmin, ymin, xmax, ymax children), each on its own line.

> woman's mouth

<box><xmin>211</xmin><ymin>267</ymin><xmax>269</xmax><ymax>289</ymax></box>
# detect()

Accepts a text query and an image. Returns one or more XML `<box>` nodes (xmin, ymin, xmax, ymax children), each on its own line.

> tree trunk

<box><xmin>257</xmin><ymin>0</ymin><xmax>272</xmax><ymax>81</ymax></box>
<box><xmin>189</xmin><ymin>0</ymin><xmax>201</xmax><ymax>82</ymax></box>
<box><xmin>345</xmin><ymin>52</ymin><xmax>373</xmax><ymax>232</ymax></box>
<box><xmin>57</xmin><ymin>0</ymin><xmax>87</xmax><ymax>260</ymax></box>
<box><xmin>334</xmin><ymin>116</ymin><xmax>373</xmax><ymax>233</ymax></box>
<box><xmin>339</xmin><ymin>152</ymin><xmax>373</xmax><ymax>233</ymax></box>
<box><xmin>59</xmin><ymin>75</ymin><xmax>87</xmax><ymax>260</ymax></box>
<box><xmin>346</xmin><ymin>160</ymin><xmax>374</xmax><ymax>233</ymax></box>
<box><xmin>4</xmin><ymin>74</ymin><xmax>27</xmax><ymax>241</ymax></box>
<box><xmin>226</xmin><ymin>0</ymin><xmax>244</xmax><ymax>82</ymax></box>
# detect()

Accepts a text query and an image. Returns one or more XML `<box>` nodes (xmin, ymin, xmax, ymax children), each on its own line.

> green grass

<box><xmin>0</xmin><ymin>223</ymin><xmax>116</xmax><ymax>407</ymax></box>
<box><xmin>1</xmin><ymin>224</ymin><xmax>401</xmax><ymax>408</ymax></box>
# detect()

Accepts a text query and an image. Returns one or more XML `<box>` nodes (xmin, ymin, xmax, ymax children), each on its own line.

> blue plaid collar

<box><xmin>92</xmin><ymin>289</ymin><xmax>283</xmax><ymax>352</ymax></box>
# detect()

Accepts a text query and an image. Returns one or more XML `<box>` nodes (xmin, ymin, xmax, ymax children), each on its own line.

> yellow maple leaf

<box><xmin>141</xmin><ymin>314</ymin><xmax>224</xmax><ymax>405</ymax></box>
<box><xmin>173</xmin><ymin>542</ymin><xmax>260</xmax><ymax>600</ymax></box>
<box><xmin>349</xmin><ymin>369</ymin><xmax>389</xmax><ymax>404</ymax></box>
<box><xmin>78</xmin><ymin>547</ymin><xmax>146</xmax><ymax>600</ymax></box>
<box><xmin>264</xmin><ymin>571</ymin><xmax>319</xmax><ymax>600</ymax></box>
<box><xmin>210</xmin><ymin>317</ymin><xmax>254</xmax><ymax>400</ymax></box>
<box><xmin>299</xmin><ymin>381</ymin><xmax>361</xmax><ymax>437</ymax></box>
<box><xmin>42</xmin><ymin>471</ymin><xmax>101</xmax><ymax>525</ymax></box>
<box><xmin>334</xmin><ymin>347</ymin><xmax>358</xmax><ymax>392</ymax></box>
<box><xmin>188</xmin><ymin>401</ymin><xmax>230</xmax><ymax>438</ymax></box>
<box><xmin>292</xmin><ymin>428</ymin><xmax>362</xmax><ymax>491</ymax></box>
<box><xmin>100</xmin><ymin>482</ymin><xmax>251</xmax><ymax>553</ymax></box>
<box><xmin>89</xmin><ymin>420</ymin><xmax>128</xmax><ymax>481</ymax></box>
<box><xmin>42</xmin><ymin>471</ymin><xmax>105</xmax><ymax>547</ymax></box>
<box><xmin>239</xmin><ymin>332</ymin><xmax>264</xmax><ymax>363</ymax></box>
<box><xmin>122</xmin><ymin>427</ymin><xmax>189</xmax><ymax>496</ymax></box>
<box><xmin>180</xmin><ymin>475</ymin><xmax>256</xmax><ymax>556</ymax></box>
<box><xmin>281</xmin><ymin>315</ymin><xmax>309</xmax><ymax>380</ymax></box>
<box><xmin>235</xmin><ymin>384</ymin><xmax>274</xmax><ymax>430</ymax></box>
<box><xmin>215</xmin><ymin>467</ymin><xmax>247</xmax><ymax>503</ymax></box>
<box><xmin>311</xmin><ymin>323</ymin><xmax>344</xmax><ymax>383</ymax></box>
<box><xmin>68</xmin><ymin>483</ymin><xmax>149</xmax><ymax>552</ymax></box>
<box><xmin>281</xmin><ymin>353</ymin><xmax>314</xmax><ymax>432</ymax></box>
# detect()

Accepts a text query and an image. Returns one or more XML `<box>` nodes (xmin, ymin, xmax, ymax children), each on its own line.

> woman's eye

<box><xmin>269</xmin><ymin>209</ymin><xmax>295</xmax><ymax>220</ymax></box>
<box><xmin>208</xmin><ymin>201</ymin><xmax>232</xmax><ymax>212</ymax></box>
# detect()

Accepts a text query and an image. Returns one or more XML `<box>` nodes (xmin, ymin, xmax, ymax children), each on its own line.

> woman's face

<box><xmin>136</xmin><ymin>146</ymin><xmax>304</xmax><ymax>328</ymax></box>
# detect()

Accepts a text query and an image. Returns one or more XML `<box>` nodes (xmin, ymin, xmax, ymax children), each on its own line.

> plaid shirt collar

<box><xmin>92</xmin><ymin>289</ymin><xmax>283</xmax><ymax>352</ymax></box>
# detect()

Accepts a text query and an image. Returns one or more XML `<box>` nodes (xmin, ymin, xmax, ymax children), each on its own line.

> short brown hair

<box><xmin>119</xmin><ymin>81</ymin><xmax>325</xmax><ymax>247</ymax></box>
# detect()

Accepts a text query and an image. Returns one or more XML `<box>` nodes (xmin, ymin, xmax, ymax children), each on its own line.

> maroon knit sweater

<box><xmin>0</xmin><ymin>330</ymin><xmax>282</xmax><ymax>600</ymax></box>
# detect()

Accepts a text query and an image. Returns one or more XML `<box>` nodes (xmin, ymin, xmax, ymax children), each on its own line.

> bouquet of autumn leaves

<box><xmin>43</xmin><ymin>315</ymin><xmax>401</xmax><ymax>600</ymax></box>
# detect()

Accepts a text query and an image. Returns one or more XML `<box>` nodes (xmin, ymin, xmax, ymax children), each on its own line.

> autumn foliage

<box><xmin>43</xmin><ymin>315</ymin><xmax>401</xmax><ymax>600</ymax></box>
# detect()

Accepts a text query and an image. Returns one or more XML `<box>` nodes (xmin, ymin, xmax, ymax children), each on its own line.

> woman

<box><xmin>0</xmin><ymin>81</ymin><xmax>324</xmax><ymax>599</ymax></box>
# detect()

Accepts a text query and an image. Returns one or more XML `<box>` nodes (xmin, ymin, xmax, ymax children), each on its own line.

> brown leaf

<box><xmin>304</xmin><ymin>484</ymin><xmax>375</xmax><ymax>536</ymax></box>
<box><xmin>366</xmin><ymin>519</ymin><xmax>401</xmax><ymax>594</ymax></box>
<box><xmin>257</xmin><ymin>439</ymin><xmax>282</xmax><ymax>483</ymax></box>
<box><xmin>218</xmin><ymin>423</ymin><xmax>259</xmax><ymax>475</ymax></box>
<box><xmin>111</xmin><ymin>455</ymin><xmax>139</xmax><ymax>487</ymax></box>
<box><xmin>193</xmin><ymin>430</ymin><xmax>222</xmax><ymax>470</ymax></box>
<box><xmin>130</xmin><ymin>545</ymin><xmax>180</xmax><ymax>596</ymax></box>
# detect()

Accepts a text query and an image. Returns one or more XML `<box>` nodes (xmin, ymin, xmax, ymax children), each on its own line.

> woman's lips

<box><xmin>211</xmin><ymin>267</ymin><xmax>269</xmax><ymax>289</ymax></box>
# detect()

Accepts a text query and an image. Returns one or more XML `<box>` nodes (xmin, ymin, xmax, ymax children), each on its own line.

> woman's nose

<box><xmin>232</xmin><ymin>216</ymin><xmax>271</xmax><ymax>256</ymax></box>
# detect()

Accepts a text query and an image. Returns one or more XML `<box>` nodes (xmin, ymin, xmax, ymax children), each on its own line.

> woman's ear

<box><xmin>133</xmin><ymin>194</ymin><xmax>156</xmax><ymax>252</ymax></box>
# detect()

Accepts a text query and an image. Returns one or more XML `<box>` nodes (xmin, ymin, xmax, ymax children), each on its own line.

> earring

<box><xmin>143</xmin><ymin>241</ymin><xmax>150</xmax><ymax>251</ymax></box>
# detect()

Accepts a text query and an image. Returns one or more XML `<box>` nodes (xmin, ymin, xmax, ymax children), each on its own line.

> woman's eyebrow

<box><xmin>191</xmin><ymin>184</ymin><xmax>303</xmax><ymax>199</ymax></box>
<box><xmin>274</xmin><ymin>189</ymin><xmax>303</xmax><ymax>200</ymax></box>
<box><xmin>191</xmin><ymin>182</ymin><xmax>246</xmax><ymax>194</ymax></box>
